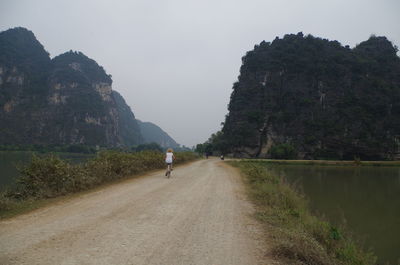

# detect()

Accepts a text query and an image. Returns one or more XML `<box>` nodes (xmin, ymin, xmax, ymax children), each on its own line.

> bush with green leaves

<box><xmin>17</xmin><ymin>154</ymin><xmax>74</xmax><ymax>198</ymax></box>
<box><xmin>3</xmin><ymin>151</ymin><xmax>198</xmax><ymax>202</ymax></box>
<box><xmin>269</xmin><ymin>143</ymin><xmax>297</xmax><ymax>159</ymax></box>
<box><xmin>132</xmin><ymin>143</ymin><xmax>163</xmax><ymax>152</ymax></box>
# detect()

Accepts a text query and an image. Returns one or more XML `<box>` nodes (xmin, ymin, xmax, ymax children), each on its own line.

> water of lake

<box><xmin>0</xmin><ymin>151</ymin><xmax>93</xmax><ymax>191</ymax></box>
<box><xmin>266</xmin><ymin>164</ymin><xmax>400</xmax><ymax>265</ymax></box>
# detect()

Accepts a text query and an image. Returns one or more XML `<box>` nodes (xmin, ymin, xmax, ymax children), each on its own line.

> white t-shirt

<box><xmin>165</xmin><ymin>152</ymin><xmax>174</xmax><ymax>163</ymax></box>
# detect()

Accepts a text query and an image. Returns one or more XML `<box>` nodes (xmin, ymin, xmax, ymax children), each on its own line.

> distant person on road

<box><xmin>165</xmin><ymin>148</ymin><xmax>175</xmax><ymax>170</ymax></box>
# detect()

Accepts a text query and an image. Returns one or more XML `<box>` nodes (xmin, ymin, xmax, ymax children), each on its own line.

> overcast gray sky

<box><xmin>1</xmin><ymin>0</ymin><xmax>399</xmax><ymax>147</ymax></box>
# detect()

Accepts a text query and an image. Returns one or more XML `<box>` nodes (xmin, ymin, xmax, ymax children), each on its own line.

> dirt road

<box><xmin>0</xmin><ymin>159</ymin><xmax>271</xmax><ymax>265</ymax></box>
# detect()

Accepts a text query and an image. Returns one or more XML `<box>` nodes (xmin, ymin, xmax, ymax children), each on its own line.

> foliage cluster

<box><xmin>0</xmin><ymin>151</ymin><xmax>198</xmax><ymax>215</ymax></box>
<box><xmin>0</xmin><ymin>27</ymin><xmax>51</xmax><ymax>106</ymax></box>
<box><xmin>195</xmin><ymin>131</ymin><xmax>229</xmax><ymax>155</ymax></box>
<box><xmin>268</xmin><ymin>143</ymin><xmax>297</xmax><ymax>159</ymax></box>
<box><xmin>51</xmin><ymin>50</ymin><xmax>112</xmax><ymax>84</ymax></box>
<box><xmin>0</xmin><ymin>27</ymin><xmax>50</xmax><ymax>68</ymax></box>
<box><xmin>0</xmin><ymin>27</ymin><xmax>51</xmax><ymax>82</ymax></box>
<box><xmin>230</xmin><ymin>161</ymin><xmax>377</xmax><ymax>265</ymax></box>
<box><xmin>131</xmin><ymin>143</ymin><xmax>163</xmax><ymax>152</ymax></box>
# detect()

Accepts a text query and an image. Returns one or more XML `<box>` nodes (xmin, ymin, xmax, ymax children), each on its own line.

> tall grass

<box><xmin>229</xmin><ymin>160</ymin><xmax>377</xmax><ymax>265</ymax></box>
<box><xmin>0</xmin><ymin>151</ymin><xmax>198</xmax><ymax>217</ymax></box>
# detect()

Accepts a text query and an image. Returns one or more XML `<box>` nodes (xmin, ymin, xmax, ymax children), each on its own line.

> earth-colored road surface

<box><xmin>0</xmin><ymin>159</ymin><xmax>272</xmax><ymax>265</ymax></box>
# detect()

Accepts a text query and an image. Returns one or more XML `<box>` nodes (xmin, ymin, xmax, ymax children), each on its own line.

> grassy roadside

<box><xmin>240</xmin><ymin>159</ymin><xmax>400</xmax><ymax>167</ymax></box>
<box><xmin>229</xmin><ymin>160</ymin><xmax>377</xmax><ymax>265</ymax></box>
<box><xmin>0</xmin><ymin>151</ymin><xmax>198</xmax><ymax>219</ymax></box>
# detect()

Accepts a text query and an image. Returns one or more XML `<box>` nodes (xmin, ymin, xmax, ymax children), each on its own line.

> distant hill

<box><xmin>211</xmin><ymin>33</ymin><xmax>400</xmax><ymax>160</ymax></box>
<box><xmin>137</xmin><ymin>120</ymin><xmax>180</xmax><ymax>149</ymax></box>
<box><xmin>0</xmin><ymin>27</ymin><xmax>142</xmax><ymax>147</ymax></box>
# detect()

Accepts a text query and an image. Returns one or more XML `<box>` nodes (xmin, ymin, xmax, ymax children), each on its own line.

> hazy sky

<box><xmin>1</xmin><ymin>0</ymin><xmax>399</xmax><ymax>147</ymax></box>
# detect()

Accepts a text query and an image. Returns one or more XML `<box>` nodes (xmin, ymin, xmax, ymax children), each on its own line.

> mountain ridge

<box><xmin>136</xmin><ymin>120</ymin><xmax>180</xmax><ymax>149</ymax></box>
<box><xmin>0</xmin><ymin>27</ymin><xmax>179</xmax><ymax>148</ymax></box>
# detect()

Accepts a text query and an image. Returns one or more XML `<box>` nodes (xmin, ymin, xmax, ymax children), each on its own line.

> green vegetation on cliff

<box><xmin>211</xmin><ymin>33</ymin><xmax>400</xmax><ymax>160</ymax></box>
<box><xmin>51</xmin><ymin>50</ymin><xmax>112</xmax><ymax>84</ymax></box>
<box><xmin>0</xmin><ymin>27</ymin><xmax>51</xmax><ymax>95</ymax></box>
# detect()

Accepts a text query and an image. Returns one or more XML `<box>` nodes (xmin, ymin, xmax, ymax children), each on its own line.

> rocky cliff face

<box><xmin>222</xmin><ymin>33</ymin><xmax>400</xmax><ymax>160</ymax></box>
<box><xmin>0</xmin><ymin>27</ymin><xmax>142</xmax><ymax>147</ymax></box>
<box><xmin>112</xmin><ymin>91</ymin><xmax>143</xmax><ymax>146</ymax></box>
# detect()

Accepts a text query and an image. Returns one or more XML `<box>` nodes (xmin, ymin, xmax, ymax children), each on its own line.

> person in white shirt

<box><xmin>165</xmin><ymin>148</ymin><xmax>175</xmax><ymax>175</ymax></box>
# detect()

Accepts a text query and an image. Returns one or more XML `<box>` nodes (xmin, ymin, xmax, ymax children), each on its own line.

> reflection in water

<box><xmin>267</xmin><ymin>165</ymin><xmax>400</xmax><ymax>265</ymax></box>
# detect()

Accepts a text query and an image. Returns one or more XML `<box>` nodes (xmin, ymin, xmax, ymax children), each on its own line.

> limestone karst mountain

<box><xmin>0</xmin><ymin>27</ymin><xmax>142</xmax><ymax>147</ymax></box>
<box><xmin>217</xmin><ymin>33</ymin><xmax>400</xmax><ymax>159</ymax></box>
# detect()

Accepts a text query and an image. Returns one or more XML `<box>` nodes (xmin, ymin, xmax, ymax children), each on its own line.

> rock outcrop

<box><xmin>221</xmin><ymin>33</ymin><xmax>400</xmax><ymax>160</ymax></box>
<box><xmin>0</xmin><ymin>27</ymin><xmax>142</xmax><ymax>147</ymax></box>
<box><xmin>112</xmin><ymin>91</ymin><xmax>143</xmax><ymax>146</ymax></box>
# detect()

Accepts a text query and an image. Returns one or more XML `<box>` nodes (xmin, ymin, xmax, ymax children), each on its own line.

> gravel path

<box><xmin>0</xmin><ymin>159</ymin><xmax>272</xmax><ymax>265</ymax></box>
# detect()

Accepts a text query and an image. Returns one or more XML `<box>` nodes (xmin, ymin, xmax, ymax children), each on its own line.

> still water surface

<box><xmin>0</xmin><ymin>151</ymin><xmax>93</xmax><ymax>191</ymax></box>
<box><xmin>266</xmin><ymin>164</ymin><xmax>400</xmax><ymax>265</ymax></box>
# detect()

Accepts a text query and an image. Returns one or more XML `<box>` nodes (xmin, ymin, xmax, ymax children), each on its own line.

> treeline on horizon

<box><xmin>0</xmin><ymin>142</ymin><xmax>192</xmax><ymax>154</ymax></box>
